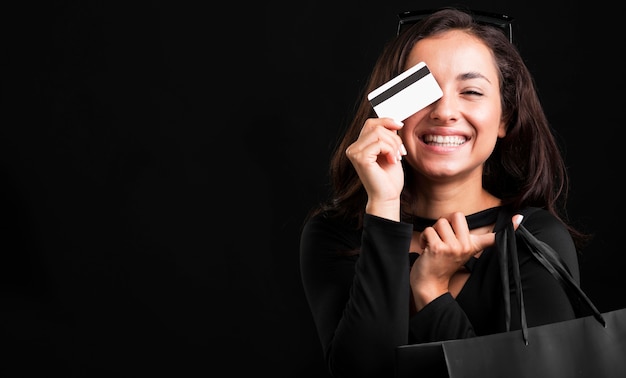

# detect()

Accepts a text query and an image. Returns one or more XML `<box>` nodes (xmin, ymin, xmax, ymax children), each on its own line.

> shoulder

<box><xmin>300</xmin><ymin>211</ymin><xmax>361</xmax><ymax>254</ymax></box>
<box><xmin>302</xmin><ymin>211</ymin><xmax>359</xmax><ymax>237</ymax></box>
<box><xmin>515</xmin><ymin>206</ymin><xmax>580</xmax><ymax>279</ymax></box>
<box><xmin>518</xmin><ymin>207</ymin><xmax>571</xmax><ymax>241</ymax></box>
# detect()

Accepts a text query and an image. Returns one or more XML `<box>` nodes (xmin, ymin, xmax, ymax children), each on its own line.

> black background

<box><xmin>1</xmin><ymin>1</ymin><xmax>623</xmax><ymax>377</ymax></box>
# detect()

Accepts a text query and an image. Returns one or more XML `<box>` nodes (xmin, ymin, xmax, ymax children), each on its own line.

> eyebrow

<box><xmin>459</xmin><ymin>72</ymin><xmax>492</xmax><ymax>84</ymax></box>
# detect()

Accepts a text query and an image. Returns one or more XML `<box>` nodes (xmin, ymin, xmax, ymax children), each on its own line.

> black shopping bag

<box><xmin>396</xmin><ymin>307</ymin><xmax>626</xmax><ymax>378</ymax></box>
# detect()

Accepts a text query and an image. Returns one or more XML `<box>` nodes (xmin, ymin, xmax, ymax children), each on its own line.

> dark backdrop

<box><xmin>2</xmin><ymin>1</ymin><xmax>623</xmax><ymax>377</ymax></box>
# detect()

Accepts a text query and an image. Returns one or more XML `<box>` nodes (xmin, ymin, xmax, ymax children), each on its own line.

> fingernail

<box><xmin>400</xmin><ymin>144</ymin><xmax>407</xmax><ymax>156</ymax></box>
<box><xmin>515</xmin><ymin>215</ymin><xmax>524</xmax><ymax>225</ymax></box>
<box><xmin>393</xmin><ymin>119</ymin><xmax>404</xmax><ymax>126</ymax></box>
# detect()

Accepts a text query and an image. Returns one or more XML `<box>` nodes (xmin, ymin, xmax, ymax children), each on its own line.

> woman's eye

<box><xmin>462</xmin><ymin>90</ymin><xmax>483</xmax><ymax>96</ymax></box>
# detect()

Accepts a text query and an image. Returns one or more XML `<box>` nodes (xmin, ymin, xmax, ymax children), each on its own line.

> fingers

<box><xmin>418</xmin><ymin>213</ymin><xmax>468</xmax><ymax>251</ymax></box>
<box><xmin>418</xmin><ymin>213</ymin><xmax>525</xmax><ymax>257</ymax></box>
<box><xmin>358</xmin><ymin>117</ymin><xmax>404</xmax><ymax>134</ymax></box>
<box><xmin>346</xmin><ymin>118</ymin><xmax>406</xmax><ymax>164</ymax></box>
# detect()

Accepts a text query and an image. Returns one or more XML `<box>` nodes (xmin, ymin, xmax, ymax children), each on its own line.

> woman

<box><xmin>299</xmin><ymin>7</ymin><xmax>588</xmax><ymax>378</ymax></box>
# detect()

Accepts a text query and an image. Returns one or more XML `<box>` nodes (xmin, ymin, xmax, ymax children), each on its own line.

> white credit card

<box><xmin>367</xmin><ymin>61</ymin><xmax>443</xmax><ymax>122</ymax></box>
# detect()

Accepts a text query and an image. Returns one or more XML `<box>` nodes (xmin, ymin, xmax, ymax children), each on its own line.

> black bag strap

<box><xmin>495</xmin><ymin>216</ymin><xmax>528</xmax><ymax>342</ymax></box>
<box><xmin>495</xmin><ymin>207</ymin><xmax>605</xmax><ymax>345</ymax></box>
<box><xmin>516</xmin><ymin>225</ymin><xmax>605</xmax><ymax>325</ymax></box>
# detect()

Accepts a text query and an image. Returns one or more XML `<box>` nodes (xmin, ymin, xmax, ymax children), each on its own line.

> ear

<box><xmin>497</xmin><ymin>120</ymin><xmax>508</xmax><ymax>138</ymax></box>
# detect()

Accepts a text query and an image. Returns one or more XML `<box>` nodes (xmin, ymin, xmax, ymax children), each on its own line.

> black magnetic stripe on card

<box><xmin>369</xmin><ymin>65</ymin><xmax>431</xmax><ymax>107</ymax></box>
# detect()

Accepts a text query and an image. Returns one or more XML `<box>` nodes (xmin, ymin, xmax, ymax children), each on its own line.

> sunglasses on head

<box><xmin>396</xmin><ymin>9</ymin><xmax>515</xmax><ymax>43</ymax></box>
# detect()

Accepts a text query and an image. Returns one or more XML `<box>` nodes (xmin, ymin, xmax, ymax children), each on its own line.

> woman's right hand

<box><xmin>345</xmin><ymin>117</ymin><xmax>407</xmax><ymax>221</ymax></box>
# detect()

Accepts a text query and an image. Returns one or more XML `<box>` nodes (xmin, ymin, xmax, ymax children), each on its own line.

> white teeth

<box><xmin>423</xmin><ymin>135</ymin><xmax>467</xmax><ymax>146</ymax></box>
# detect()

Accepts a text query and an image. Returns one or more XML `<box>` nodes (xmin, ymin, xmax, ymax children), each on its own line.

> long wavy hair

<box><xmin>310</xmin><ymin>7</ymin><xmax>588</xmax><ymax>249</ymax></box>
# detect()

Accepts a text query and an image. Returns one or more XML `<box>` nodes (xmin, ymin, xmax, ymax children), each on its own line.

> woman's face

<box><xmin>400</xmin><ymin>30</ymin><xmax>507</xmax><ymax>182</ymax></box>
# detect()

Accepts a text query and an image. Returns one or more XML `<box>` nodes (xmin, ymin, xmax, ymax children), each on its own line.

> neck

<box><xmin>408</xmin><ymin>177</ymin><xmax>501</xmax><ymax>219</ymax></box>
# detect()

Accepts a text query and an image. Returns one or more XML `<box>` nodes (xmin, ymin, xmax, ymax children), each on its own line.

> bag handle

<box><xmin>495</xmin><ymin>211</ymin><xmax>605</xmax><ymax>345</ymax></box>
<box><xmin>516</xmin><ymin>225</ymin><xmax>605</xmax><ymax>325</ymax></box>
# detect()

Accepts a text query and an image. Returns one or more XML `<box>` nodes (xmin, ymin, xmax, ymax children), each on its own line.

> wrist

<box><xmin>412</xmin><ymin>285</ymin><xmax>448</xmax><ymax>312</ymax></box>
<box><xmin>365</xmin><ymin>199</ymin><xmax>401</xmax><ymax>222</ymax></box>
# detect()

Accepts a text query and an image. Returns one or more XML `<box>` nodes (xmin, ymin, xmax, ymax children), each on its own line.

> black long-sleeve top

<box><xmin>299</xmin><ymin>206</ymin><xmax>580</xmax><ymax>378</ymax></box>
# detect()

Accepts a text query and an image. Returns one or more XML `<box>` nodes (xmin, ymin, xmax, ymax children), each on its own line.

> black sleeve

<box><xmin>408</xmin><ymin>292</ymin><xmax>476</xmax><ymax>343</ymax></box>
<box><xmin>300</xmin><ymin>213</ymin><xmax>412</xmax><ymax>378</ymax></box>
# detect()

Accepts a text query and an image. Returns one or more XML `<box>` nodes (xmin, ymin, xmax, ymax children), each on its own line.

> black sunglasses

<box><xmin>397</xmin><ymin>9</ymin><xmax>514</xmax><ymax>43</ymax></box>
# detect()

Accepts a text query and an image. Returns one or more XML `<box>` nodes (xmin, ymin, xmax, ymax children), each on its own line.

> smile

<box><xmin>423</xmin><ymin>135</ymin><xmax>467</xmax><ymax>147</ymax></box>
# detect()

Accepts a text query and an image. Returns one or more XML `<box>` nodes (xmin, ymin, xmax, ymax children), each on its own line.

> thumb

<box><xmin>471</xmin><ymin>214</ymin><xmax>524</xmax><ymax>252</ymax></box>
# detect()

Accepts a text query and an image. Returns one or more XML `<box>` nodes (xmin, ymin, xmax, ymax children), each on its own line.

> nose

<box><xmin>428</xmin><ymin>92</ymin><xmax>458</xmax><ymax>123</ymax></box>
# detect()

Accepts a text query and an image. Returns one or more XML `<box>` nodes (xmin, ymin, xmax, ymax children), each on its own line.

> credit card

<box><xmin>367</xmin><ymin>62</ymin><xmax>443</xmax><ymax>122</ymax></box>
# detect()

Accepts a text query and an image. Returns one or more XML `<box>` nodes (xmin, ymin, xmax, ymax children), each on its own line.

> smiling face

<box><xmin>400</xmin><ymin>29</ymin><xmax>507</xmax><ymax>183</ymax></box>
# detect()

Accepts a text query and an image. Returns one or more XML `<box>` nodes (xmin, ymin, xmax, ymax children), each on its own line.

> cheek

<box><xmin>400</xmin><ymin>112</ymin><xmax>427</xmax><ymax>139</ymax></box>
<box><xmin>473</xmin><ymin>110</ymin><xmax>504</xmax><ymax>137</ymax></box>
<box><xmin>398</xmin><ymin>124</ymin><xmax>417</xmax><ymax>145</ymax></box>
